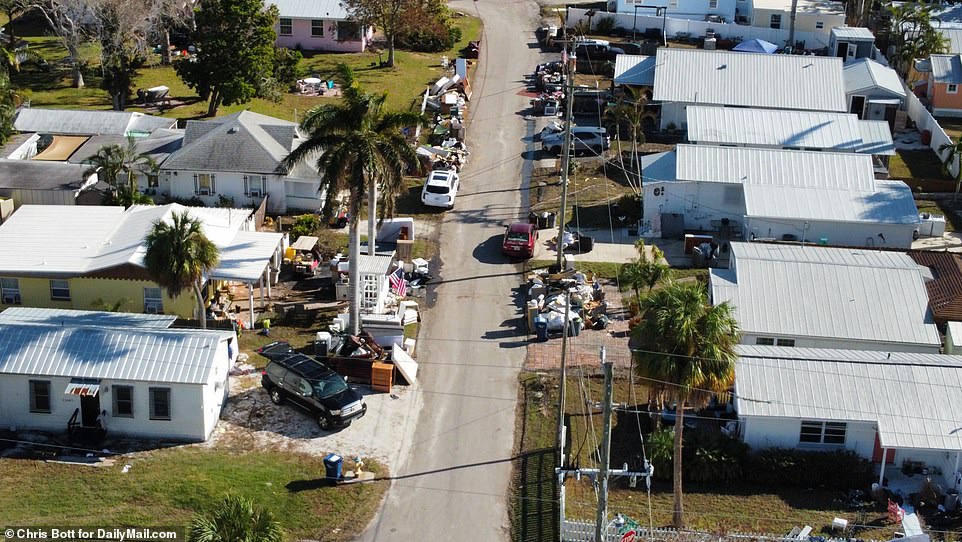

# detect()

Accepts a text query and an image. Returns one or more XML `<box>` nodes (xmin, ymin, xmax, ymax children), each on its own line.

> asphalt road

<box><xmin>357</xmin><ymin>0</ymin><xmax>546</xmax><ymax>540</ymax></box>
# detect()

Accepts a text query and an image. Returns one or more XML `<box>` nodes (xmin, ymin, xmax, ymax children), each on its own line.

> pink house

<box><xmin>270</xmin><ymin>0</ymin><xmax>372</xmax><ymax>53</ymax></box>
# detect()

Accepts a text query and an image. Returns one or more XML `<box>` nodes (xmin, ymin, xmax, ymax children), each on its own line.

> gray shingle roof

<box><xmin>67</xmin><ymin>130</ymin><xmax>185</xmax><ymax>165</ymax></box>
<box><xmin>0</xmin><ymin>159</ymin><xmax>91</xmax><ymax>190</ymax></box>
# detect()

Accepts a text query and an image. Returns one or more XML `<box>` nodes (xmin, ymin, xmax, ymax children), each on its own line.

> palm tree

<box><xmin>939</xmin><ymin>139</ymin><xmax>962</xmax><ymax>196</ymax></box>
<box><xmin>187</xmin><ymin>495</ymin><xmax>283</xmax><ymax>542</ymax></box>
<box><xmin>83</xmin><ymin>138</ymin><xmax>158</xmax><ymax>206</ymax></box>
<box><xmin>280</xmin><ymin>63</ymin><xmax>422</xmax><ymax>335</ymax></box>
<box><xmin>605</xmin><ymin>87</ymin><xmax>655</xmax><ymax>194</ymax></box>
<box><xmin>620</xmin><ymin>239</ymin><xmax>670</xmax><ymax>304</ymax></box>
<box><xmin>143</xmin><ymin>210</ymin><xmax>220</xmax><ymax>329</ymax></box>
<box><xmin>630</xmin><ymin>281</ymin><xmax>740</xmax><ymax>528</ymax></box>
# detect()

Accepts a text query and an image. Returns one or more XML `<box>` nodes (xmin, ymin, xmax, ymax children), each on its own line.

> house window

<box><xmin>279</xmin><ymin>18</ymin><xmax>293</xmax><ymax>36</ymax></box>
<box><xmin>29</xmin><ymin>380</ymin><xmax>51</xmax><ymax>413</ymax></box>
<box><xmin>244</xmin><ymin>175</ymin><xmax>267</xmax><ymax>197</ymax></box>
<box><xmin>149</xmin><ymin>387</ymin><xmax>171</xmax><ymax>420</ymax></box>
<box><xmin>194</xmin><ymin>173</ymin><xmax>215</xmax><ymax>195</ymax></box>
<box><xmin>709</xmin><ymin>0</ymin><xmax>718</xmax><ymax>8</ymax></box>
<box><xmin>770</xmin><ymin>14</ymin><xmax>782</xmax><ymax>28</ymax></box>
<box><xmin>113</xmin><ymin>385</ymin><xmax>134</xmax><ymax>417</ymax></box>
<box><xmin>755</xmin><ymin>337</ymin><xmax>775</xmax><ymax>345</ymax></box>
<box><xmin>799</xmin><ymin>420</ymin><xmax>846</xmax><ymax>444</ymax></box>
<box><xmin>1</xmin><ymin>277</ymin><xmax>21</xmax><ymax>305</ymax></box>
<box><xmin>147</xmin><ymin>174</ymin><xmax>159</xmax><ymax>188</ymax></box>
<box><xmin>49</xmin><ymin>279</ymin><xmax>71</xmax><ymax>301</ymax></box>
<box><xmin>776</xmin><ymin>338</ymin><xmax>796</xmax><ymax>347</ymax></box>
<box><xmin>949</xmin><ymin>84</ymin><xmax>959</xmax><ymax>94</ymax></box>
<box><xmin>144</xmin><ymin>287</ymin><xmax>163</xmax><ymax>314</ymax></box>
<box><xmin>311</xmin><ymin>19</ymin><xmax>324</xmax><ymax>36</ymax></box>
<box><xmin>337</xmin><ymin>21</ymin><xmax>361</xmax><ymax>40</ymax></box>
<box><xmin>723</xmin><ymin>186</ymin><xmax>741</xmax><ymax>205</ymax></box>
<box><xmin>815</xmin><ymin>21</ymin><xmax>824</xmax><ymax>29</ymax></box>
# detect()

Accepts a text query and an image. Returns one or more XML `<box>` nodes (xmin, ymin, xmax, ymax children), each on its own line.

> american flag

<box><xmin>389</xmin><ymin>267</ymin><xmax>407</xmax><ymax>297</ymax></box>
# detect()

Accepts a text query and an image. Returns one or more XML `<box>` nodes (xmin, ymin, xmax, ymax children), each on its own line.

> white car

<box><xmin>421</xmin><ymin>170</ymin><xmax>460</xmax><ymax>209</ymax></box>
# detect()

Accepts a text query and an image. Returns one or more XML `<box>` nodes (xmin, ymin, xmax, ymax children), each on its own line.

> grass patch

<box><xmin>916</xmin><ymin>199</ymin><xmax>959</xmax><ymax>232</ymax></box>
<box><xmin>529</xmin><ymin>162</ymin><xmax>637</xmax><ymax>228</ymax></box>
<box><xmin>0</xmin><ymin>447</ymin><xmax>387</xmax><ymax>542</ymax></box>
<box><xmin>511</xmin><ymin>372</ymin><xmax>559</xmax><ymax>542</ymax></box>
<box><xmin>937</xmin><ymin>117</ymin><xmax>962</xmax><ymax>142</ymax></box>
<box><xmin>528</xmin><ymin>259</ymin><xmax>623</xmax><ymax>279</ymax></box>
<box><xmin>889</xmin><ymin>149</ymin><xmax>950</xmax><ymax>182</ymax></box>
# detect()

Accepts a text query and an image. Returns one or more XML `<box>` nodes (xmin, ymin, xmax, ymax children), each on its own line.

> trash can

<box><xmin>544</xmin><ymin>212</ymin><xmax>556</xmax><ymax>229</ymax></box>
<box><xmin>577</xmin><ymin>235</ymin><xmax>594</xmax><ymax>253</ymax></box>
<box><xmin>323</xmin><ymin>453</ymin><xmax>343</xmax><ymax>480</ymax></box>
<box><xmin>528</xmin><ymin>211</ymin><xmax>539</xmax><ymax>226</ymax></box>
<box><xmin>534</xmin><ymin>316</ymin><xmax>549</xmax><ymax>341</ymax></box>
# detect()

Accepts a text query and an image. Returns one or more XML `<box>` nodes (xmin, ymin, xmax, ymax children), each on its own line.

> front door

<box><xmin>872</xmin><ymin>432</ymin><xmax>896</xmax><ymax>464</ymax></box>
<box><xmin>80</xmin><ymin>394</ymin><xmax>101</xmax><ymax>427</ymax></box>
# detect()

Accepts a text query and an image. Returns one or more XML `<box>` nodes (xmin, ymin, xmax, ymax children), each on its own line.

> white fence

<box><xmin>563</xmin><ymin>521</ymin><xmax>890</xmax><ymax>542</ymax></box>
<box><xmin>567</xmin><ymin>7</ymin><xmax>830</xmax><ymax>49</ymax></box>
<box><xmin>902</xmin><ymin>81</ymin><xmax>959</xmax><ymax>179</ymax></box>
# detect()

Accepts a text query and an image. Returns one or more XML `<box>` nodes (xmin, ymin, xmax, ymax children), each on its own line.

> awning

<box><xmin>289</xmin><ymin>235</ymin><xmax>318</xmax><ymax>252</ymax></box>
<box><xmin>64</xmin><ymin>378</ymin><xmax>101</xmax><ymax>397</ymax></box>
<box><xmin>209</xmin><ymin>229</ymin><xmax>285</xmax><ymax>283</ymax></box>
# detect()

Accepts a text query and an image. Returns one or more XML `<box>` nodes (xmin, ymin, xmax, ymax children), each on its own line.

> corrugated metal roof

<box><xmin>209</xmin><ymin>230</ymin><xmax>284</xmax><ymax>283</ymax></box>
<box><xmin>13</xmin><ymin>109</ymin><xmax>175</xmax><ymax>136</ymax></box>
<box><xmin>269</xmin><ymin>0</ymin><xmax>348</xmax><ymax>20</ymax></box>
<box><xmin>652</xmin><ymin>48</ymin><xmax>846</xmax><ymax>112</ymax></box>
<box><xmin>743</xmin><ymin>179</ymin><xmax>919</xmax><ymax>224</ymax></box>
<box><xmin>734</xmin><ymin>345</ymin><xmax>962</xmax><ymax>451</ymax></box>
<box><xmin>710</xmin><ymin>242</ymin><xmax>940</xmax><ymax>347</ymax></box>
<box><xmin>940</xmin><ymin>28</ymin><xmax>962</xmax><ymax>54</ymax></box>
<box><xmin>613</xmin><ymin>54</ymin><xmax>656</xmax><ymax>86</ymax></box>
<box><xmin>0</xmin><ymin>307</ymin><xmax>176</xmax><ymax>328</ymax></box>
<box><xmin>675</xmin><ymin>145</ymin><xmax>876</xmax><ymax>189</ymax></box>
<box><xmin>831</xmin><ymin>26</ymin><xmax>875</xmax><ymax>40</ymax></box>
<box><xmin>357</xmin><ymin>254</ymin><xmax>394</xmax><ymax>275</ymax></box>
<box><xmin>0</xmin><ymin>323</ymin><xmax>233</xmax><ymax>385</ymax></box>
<box><xmin>843</xmin><ymin>58</ymin><xmax>906</xmax><ymax>98</ymax></box>
<box><xmin>685</xmin><ymin>107</ymin><xmax>894</xmax><ymax>154</ymax></box>
<box><xmin>857</xmin><ymin>120</ymin><xmax>896</xmax><ymax>155</ymax></box>
<box><xmin>929</xmin><ymin>54</ymin><xmax>962</xmax><ymax>84</ymax></box>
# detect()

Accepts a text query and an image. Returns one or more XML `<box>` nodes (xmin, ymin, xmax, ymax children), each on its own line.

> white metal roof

<box><xmin>0</xmin><ymin>307</ymin><xmax>176</xmax><ymax>328</ymax></box>
<box><xmin>356</xmin><ymin>254</ymin><xmax>394</xmax><ymax>276</ymax></box>
<box><xmin>843</xmin><ymin>58</ymin><xmax>906</xmax><ymax>98</ymax></box>
<box><xmin>0</xmin><ymin>323</ymin><xmax>234</xmax><ymax>385</ymax></box>
<box><xmin>209</xmin><ymin>229</ymin><xmax>284</xmax><ymax>282</ymax></box>
<box><xmin>857</xmin><ymin>120</ymin><xmax>896</xmax><ymax>155</ymax></box>
<box><xmin>710</xmin><ymin>242</ymin><xmax>941</xmax><ymax>347</ymax></box>
<box><xmin>652</xmin><ymin>48</ymin><xmax>847</xmax><ymax>112</ymax></box>
<box><xmin>929</xmin><ymin>54</ymin><xmax>962</xmax><ymax>84</ymax></box>
<box><xmin>948</xmin><ymin>321</ymin><xmax>962</xmax><ymax>348</ymax></box>
<box><xmin>685</xmin><ymin>107</ymin><xmax>895</xmax><ymax>154</ymax></box>
<box><xmin>13</xmin><ymin>108</ymin><xmax>175</xmax><ymax>136</ymax></box>
<box><xmin>831</xmin><ymin>26</ymin><xmax>875</xmax><ymax>41</ymax></box>
<box><xmin>675</xmin><ymin>145</ymin><xmax>876</xmax><ymax>190</ymax></box>
<box><xmin>613</xmin><ymin>54</ymin><xmax>656</xmax><ymax>87</ymax></box>
<box><xmin>743</xmin><ymin>179</ymin><xmax>919</xmax><ymax>224</ymax></box>
<box><xmin>0</xmin><ymin>204</ymin><xmax>279</xmax><ymax>284</ymax></box>
<box><xmin>940</xmin><ymin>28</ymin><xmax>962</xmax><ymax>54</ymax></box>
<box><xmin>735</xmin><ymin>345</ymin><xmax>962</xmax><ymax>451</ymax></box>
<box><xmin>751</xmin><ymin>0</ymin><xmax>844</xmax><ymax>14</ymax></box>
<box><xmin>640</xmin><ymin>151</ymin><xmax>677</xmax><ymax>183</ymax></box>
<box><xmin>269</xmin><ymin>0</ymin><xmax>348</xmax><ymax>19</ymax></box>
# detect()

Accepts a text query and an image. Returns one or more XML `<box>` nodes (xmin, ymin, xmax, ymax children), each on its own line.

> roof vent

<box><xmin>228</xmin><ymin>127</ymin><xmax>238</xmax><ymax>134</ymax></box>
<box><xmin>717</xmin><ymin>64</ymin><xmax>727</xmax><ymax>70</ymax></box>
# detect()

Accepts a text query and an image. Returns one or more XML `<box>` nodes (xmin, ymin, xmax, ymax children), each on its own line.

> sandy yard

<box><xmin>208</xmin><ymin>372</ymin><xmax>424</xmax><ymax>471</ymax></box>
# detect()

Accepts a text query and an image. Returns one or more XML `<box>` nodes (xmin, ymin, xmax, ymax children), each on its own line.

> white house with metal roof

<box><xmin>710</xmin><ymin>242</ymin><xmax>941</xmax><ymax>352</ymax></box>
<box><xmin>269</xmin><ymin>0</ymin><xmax>371</xmax><ymax>52</ymax></box>
<box><xmin>158</xmin><ymin>111</ymin><xmax>321</xmax><ymax>214</ymax></box>
<box><xmin>652</xmin><ymin>48</ymin><xmax>847</xmax><ymax>130</ymax></box>
<box><xmin>642</xmin><ymin>145</ymin><xmax>920</xmax><ymax>246</ymax></box>
<box><xmin>842</xmin><ymin>58</ymin><xmax>906</xmax><ymax>128</ymax></box>
<box><xmin>684</xmin><ymin>106</ymin><xmax>895</xmax><ymax>156</ymax></box>
<box><xmin>744</xmin><ymin>0</ymin><xmax>844</xmax><ymax>42</ymax></box>
<box><xmin>0</xmin><ymin>204</ymin><xmax>284</xmax><ymax>328</ymax></box>
<box><xmin>829</xmin><ymin>26</ymin><xmax>876</xmax><ymax>60</ymax></box>
<box><xmin>0</xmin><ymin>311</ymin><xmax>235</xmax><ymax>441</ymax></box>
<box><xmin>735</xmin><ymin>345</ymin><xmax>962</xmax><ymax>490</ymax></box>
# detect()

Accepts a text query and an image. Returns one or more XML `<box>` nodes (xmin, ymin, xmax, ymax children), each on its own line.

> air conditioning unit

<box><xmin>197</xmin><ymin>188</ymin><xmax>211</xmax><ymax>196</ymax></box>
<box><xmin>249</xmin><ymin>189</ymin><xmax>263</xmax><ymax>198</ymax></box>
<box><xmin>3</xmin><ymin>294</ymin><xmax>21</xmax><ymax>305</ymax></box>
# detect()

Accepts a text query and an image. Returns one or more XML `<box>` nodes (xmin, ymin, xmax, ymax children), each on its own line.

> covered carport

<box><xmin>209</xmin><ymin>229</ymin><xmax>285</xmax><ymax>329</ymax></box>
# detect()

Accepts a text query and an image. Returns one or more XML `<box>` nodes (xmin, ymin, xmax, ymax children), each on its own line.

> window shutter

<box><xmin>243</xmin><ymin>175</ymin><xmax>249</xmax><ymax>196</ymax></box>
<box><xmin>193</xmin><ymin>173</ymin><xmax>199</xmax><ymax>193</ymax></box>
<box><xmin>211</xmin><ymin>174</ymin><xmax>216</xmax><ymax>194</ymax></box>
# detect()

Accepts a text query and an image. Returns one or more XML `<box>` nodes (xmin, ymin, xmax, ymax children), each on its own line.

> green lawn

<box><xmin>0</xmin><ymin>447</ymin><xmax>387</xmax><ymax>542</ymax></box>
<box><xmin>11</xmin><ymin>13</ymin><xmax>482</xmax><ymax>121</ymax></box>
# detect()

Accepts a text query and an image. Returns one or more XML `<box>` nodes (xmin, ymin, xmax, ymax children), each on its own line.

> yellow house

<box><xmin>0</xmin><ymin>204</ymin><xmax>284</xmax><ymax>325</ymax></box>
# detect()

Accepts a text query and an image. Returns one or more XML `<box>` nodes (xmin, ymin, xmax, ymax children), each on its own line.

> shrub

<box><xmin>289</xmin><ymin>214</ymin><xmax>321</xmax><ymax>242</ymax></box>
<box><xmin>648</xmin><ymin>426</ymin><xmax>674</xmax><ymax>480</ymax></box>
<box><xmin>683</xmin><ymin>431</ymin><xmax>748</xmax><ymax>483</ymax></box>
<box><xmin>595</xmin><ymin>16</ymin><xmax>617</xmax><ymax>35</ymax></box>
<box><xmin>746</xmin><ymin>448</ymin><xmax>873</xmax><ymax>490</ymax></box>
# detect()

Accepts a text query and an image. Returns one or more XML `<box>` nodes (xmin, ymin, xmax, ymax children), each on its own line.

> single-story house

<box><xmin>0</xmin><ymin>160</ymin><xmax>103</xmax><ymax>207</ymax></box>
<box><xmin>606</xmin><ymin>0</ymin><xmax>736</xmax><ymax>24</ymax></box>
<box><xmin>653</xmin><ymin>48</ymin><xmax>846</xmax><ymax>130</ymax></box>
<box><xmin>843</xmin><ymin>58</ymin><xmax>906</xmax><ymax>128</ymax></box>
<box><xmin>0</xmin><ymin>203</ymin><xmax>285</xmax><ymax>327</ymax></box>
<box><xmin>735</xmin><ymin>345</ymin><xmax>962</xmax><ymax>491</ymax></box>
<box><xmin>642</xmin><ymin>145</ymin><xmax>920</xmax><ymax>247</ymax></box>
<box><xmin>908</xmin><ymin>250</ymin><xmax>962</xmax><ymax>326</ymax></box>
<box><xmin>829</xmin><ymin>26</ymin><xmax>876</xmax><ymax>60</ymax></box>
<box><xmin>684</xmin><ymin>106</ymin><xmax>895</xmax><ymax>157</ymax></box>
<box><xmin>67</xmin><ymin>130</ymin><xmax>185</xmax><ymax>195</ymax></box>
<box><xmin>270</xmin><ymin>0</ymin><xmax>371</xmax><ymax>53</ymax></box>
<box><xmin>922</xmin><ymin>54</ymin><xmax>962</xmax><ymax>117</ymax></box>
<box><xmin>159</xmin><ymin>111</ymin><xmax>322</xmax><ymax>214</ymax></box>
<box><xmin>0</xmin><ymin>309</ymin><xmax>235</xmax><ymax>441</ymax></box>
<box><xmin>13</xmin><ymin>108</ymin><xmax>177</xmax><ymax>137</ymax></box>
<box><xmin>744</xmin><ymin>0</ymin><xmax>844</xmax><ymax>43</ymax></box>
<box><xmin>710</xmin><ymin>242</ymin><xmax>941</xmax><ymax>352</ymax></box>
<box><xmin>613</xmin><ymin>54</ymin><xmax>656</xmax><ymax>92</ymax></box>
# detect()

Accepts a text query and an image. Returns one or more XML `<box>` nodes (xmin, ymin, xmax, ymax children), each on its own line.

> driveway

<box><xmin>357</xmin><ymin>0</ymin><xmax>546</xmax><ymax>540</ymax></box>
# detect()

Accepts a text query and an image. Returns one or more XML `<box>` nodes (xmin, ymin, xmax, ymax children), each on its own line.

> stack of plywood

<box><xmin>371</xmin><ymin>362</ymin><xmax>394</xmax><ymax>393</ymax></box>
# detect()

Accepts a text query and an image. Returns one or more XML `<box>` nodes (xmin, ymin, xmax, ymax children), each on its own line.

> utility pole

<box><xmin>555</xmin><ymin>36</ymin><xmax>576</xmax><ymax>271</ymax></box>
<box><xmin>787</xmin><ymin>0</ymin><xmax>798</xmax><ymax>51</ymax></box>
<box><xmin>556</xmin><ymin>290</ymin><xmax>571</xmax><ymax>468</ymax></box>
<box><xmin>595</xmin><ymin>347</ymin><xmax>613</xmax><ymax>542</ymax></box>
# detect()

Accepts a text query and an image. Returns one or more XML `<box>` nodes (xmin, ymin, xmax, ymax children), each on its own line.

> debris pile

<box><xmin>525</xmin><ymin>268</ymin><xmax>611</xmax><ymax>340</ymax></box>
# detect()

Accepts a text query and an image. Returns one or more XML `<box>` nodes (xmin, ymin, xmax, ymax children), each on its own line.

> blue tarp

<box><xmin>733</xmin><ymin>38</ymin><xmax>779</xmax><ymax>54</ymax></box>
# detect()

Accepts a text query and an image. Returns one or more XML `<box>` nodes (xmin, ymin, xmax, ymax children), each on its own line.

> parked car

<box><xmin>258</xmin><ymin>342</ymin><xmax>366</xmax><ymax>430</ymax></box>
<box><xmin>421</xmin><ymin>169</ymin><xmax>460</xmax><ymax>209</ymax></box>
<box><xmin>542</xmin><ymin>126</ymin><xmax>610</xmax><ymax>155</ymax></box>
<box><xmin>502</xmin><ymin>222</ymin><xmax>537</xmax><ymax>259</ymax></box>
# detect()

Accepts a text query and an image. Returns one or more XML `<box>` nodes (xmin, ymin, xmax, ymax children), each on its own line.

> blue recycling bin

<box><xmin>323</xmin><ymin>453</ymin><xmax>343</xmax><ymax>480</ymax></box>
<box><xmin>534</xmin><ymin>316</ymin><xmax>549</xmax><ymax>342</ymax></box>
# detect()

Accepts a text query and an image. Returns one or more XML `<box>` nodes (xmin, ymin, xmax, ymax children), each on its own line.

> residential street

<box><xmin>358</xmin><ymin>0</ymin><xmax>544</xmax><ymax>539</ymax></box>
